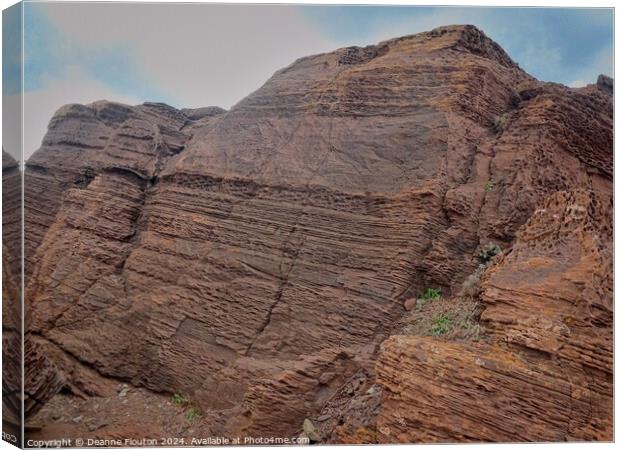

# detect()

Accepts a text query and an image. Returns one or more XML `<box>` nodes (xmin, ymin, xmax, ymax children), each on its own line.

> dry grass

<box><xmin>492</xmin><ymin>113</ymin><xmax>508</xmax><ymax>133</ymax></box>
<box><xmin>400</xmin><ymin>265</ymin><xmax>489</xmax><ymax>342</ymax></box>
<box><xmin>459</xmin><ymin>264</ymin><xmax>486</xmax><ymax>299</ymax></box>
<box><xmin>402</xmin><ymin>295</ymin><xmax>485</xmax><ymax>342</ymax></box>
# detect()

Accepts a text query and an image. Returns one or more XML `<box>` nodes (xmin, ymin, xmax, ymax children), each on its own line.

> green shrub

<box><xmin>492</xmin><ymin>113</ymin><xmax>508</xmax><ymax>133</ymax></box>
<box><xmin>421</xmin><ymin>288</ymin><xmax>441</xmax><ymax>300</ymax></box>
<box><xmin>402</xmin><ymin>295</ymin><xmax>485</xmax><ymax>342</ymax></box>
<box><xmin>430</xmin><ymin>313</ymin><xmax>452</xmax><ymax>336</ymax></box>
<box><xmin>172</xmin><ymin>393</ymin><xmax>189</xmax><ymax>406</ymax></box>
<box><xmin>417</xmin><ymin>287</ymin><xmax>442</xmax><ymax>309</ymax></box>
<box><xmin>186</xmin><ymin>407</ymin><xmax>201</xmax><ymax>423</ymax></box>
<box><xmin>484</xmin><ymin>180</ymin><xmax>495</xmax><ymax>192</ymax></box>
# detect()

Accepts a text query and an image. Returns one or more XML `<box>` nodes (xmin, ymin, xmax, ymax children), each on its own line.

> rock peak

<box><xmin>356</xmin><ymin>24</ymin><xmax>518</xmax><ymax>70</ymax></box>
<box><xmin>181</xmin><ymin>106</ymin><xmax>227</xmax><ymax>120</ymax></box>
<box><xmin>429</xmin><ymin>24</ymin><xmax>518</xmax><ymax>68</ymax></box>
<box><xmin>597</xmin><ymin>74</ymin><xmax>613</xmax><ymax>93</ymax></box>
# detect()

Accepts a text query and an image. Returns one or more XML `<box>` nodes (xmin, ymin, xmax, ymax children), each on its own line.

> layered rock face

<box><xmin>373</xmin><ymin>191</ymin><xmax>612</xmax><ymax>442</ymax></box>
<box><xmin>22</xmin><ymin>25</ymin><xmax>612</xmax><ymax>442</ymax></box>
<box><xmin>3</xmin><ymin>151</ymin><xmax>65</xmax><ymax>430</ymax></box>
<box><xmin>3</xmin><ymin>150</ymin><xmax>22</xmax><ymax>431</ymax></box>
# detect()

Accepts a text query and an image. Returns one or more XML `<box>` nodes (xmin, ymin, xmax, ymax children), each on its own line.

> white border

<box><xmin>0</xmin><ymin>2</ymin><xmax>616</xmax><ymax>450</ymax></box>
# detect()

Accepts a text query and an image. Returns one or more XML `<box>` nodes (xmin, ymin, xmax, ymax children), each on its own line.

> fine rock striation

<box><xmin>3</xmin><ymin>150</ymin><xmax>66</xmax><ymax>429</ymax></box>
<box><xmin>370</xmin><ymin>190</ymin><xmax>612</xmax><ymax>442</ymax></box>
<box><xmin>2</xmin><ymin>150</ymin><xmax>22</xmax><ymax>432</ymax></box>
<box><xmin>20</xmin><ymin>25</ymin><xmax>612</xmax><ymax>442</ymax></box>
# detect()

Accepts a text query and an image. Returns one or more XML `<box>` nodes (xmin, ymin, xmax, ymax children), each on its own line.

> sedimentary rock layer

<box><xmin>21</xmin><ymin>25</ymin><xmax>613</xmax><ymax>442</ymax></box>
<box><xmin>2</xmin><ymin>150</ymin><xmax>22</xmax><ymax>428</ymax></box>
<box><xmin>374</xmin><ymin>189</ymin><xmax>612</xmax><ymax>442</ymax></box>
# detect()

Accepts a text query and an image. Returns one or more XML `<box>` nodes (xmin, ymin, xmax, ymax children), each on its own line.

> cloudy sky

<box><xmin>3</xmin><ymin>3</ymin><xmax>614</xmax><ymax>158</ymax></box>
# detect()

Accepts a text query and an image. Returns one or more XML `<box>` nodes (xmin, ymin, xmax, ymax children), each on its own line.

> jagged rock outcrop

<box><xmin>21</xmin><ymin>25</ymin><xmax>612</xmax><ymax>442</ymax></box>
<box><xmin>371</xmin><ymin>190</ymin><xmax>612</xmax><ymax>442</ymax></box>
<box><xmin>23</xmin><ymin>102</ymin><xmax>192</xmax><ymax>276</ymax></box>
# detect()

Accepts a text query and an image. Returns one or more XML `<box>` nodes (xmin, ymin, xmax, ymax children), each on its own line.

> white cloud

<box><xmin>22</xmin><ymin>4</ymin><xmax>339</xmax><ymax>159</ymax></box>
<box><xmin>20</xmin><ymin>3</ymin><xmax>613</xmax><ymax>162</ymax></box>
<box><xmin>568</xmin><ymin>79</ymin><xmax>588</xmax><ymax>88</ymax></box>
<box><xmin>35</xmin><ymin>3</ymin><xmax>337</xmax><ymax>109</ymax></box>
<box><xmin>3</xmin><ymin>92</ymin><xmax>22</xmax><ymax>163</ymax></box>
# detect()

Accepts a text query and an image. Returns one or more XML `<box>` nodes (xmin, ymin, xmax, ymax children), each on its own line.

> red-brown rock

<box><xmin>19</xmin><ymin>25</ymin><xmax>612</xmax><ymax>443</ymax></box>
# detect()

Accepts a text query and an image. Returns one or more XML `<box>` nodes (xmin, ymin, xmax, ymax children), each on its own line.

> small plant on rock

<box><xmin>421</xmin><ymin>288</ymin><xmax>442</xmax><ymax>300</ymax></box>
<box><xmin>186</xmin><ymin>407</ymin><xmax>201</xmax><ymax>423</ymax></box>
<box><xmin>402</xmin><ymin>288</ymin><xmax>485</xmax><ymax>341</ymax></box>
<box><xmin>484</xmin><ymin>180</ymin><xmax>495</xmax><ymax>192</ymax></box>
<box><xmin>417</xmin><ymin>287</ymin><xmax>442</xmax><ymax>309</ymax></box>
<box><xmin>492</xmin><ymin>113</ymin><xmax>508</xmax><ymax>133</ymax></box>
<box><xmin>430</xmin><ymin>313</ymin><xmax>452</xmax><ymax>336</ymax></box>
<box><xmin>172</xmin><ymin>393</ymin><xmax>189</xmax><ymax>406</ymax></box>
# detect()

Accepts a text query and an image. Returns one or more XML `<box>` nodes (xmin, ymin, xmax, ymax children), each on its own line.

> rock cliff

<box><xmin>19</xmin><ymin>25</ymin><xmax>612</xmax><ymax>442</ymax></box>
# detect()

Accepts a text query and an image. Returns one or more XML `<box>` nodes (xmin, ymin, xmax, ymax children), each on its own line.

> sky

<box><xmin>2</xmin><ymin>3</ymin><xmax>614</xmax><ymax>158</ymax></box>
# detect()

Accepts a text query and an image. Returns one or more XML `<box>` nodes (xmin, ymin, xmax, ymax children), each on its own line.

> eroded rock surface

<box><xmin>3</xmin><ymin>150</ymin><xmax>23</xmax><ymax>434</ymax></box>
<box><xmin>372</xmin><ymin>190</ymin><xmax>612</xmax><ymax>442</ymax></box>
<box><xmin>22</xmin><ymin>25</ymin><xmax>612</xmax><ymax>442</ymax></box>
